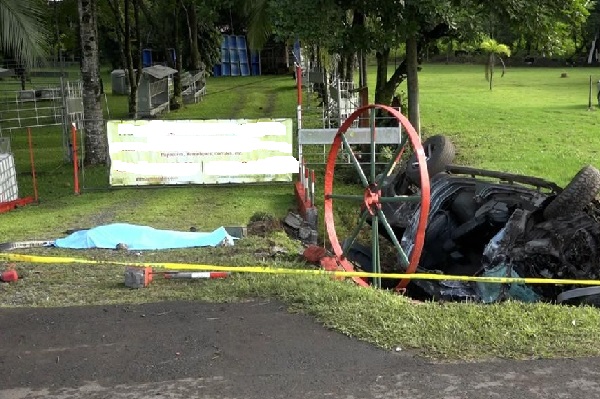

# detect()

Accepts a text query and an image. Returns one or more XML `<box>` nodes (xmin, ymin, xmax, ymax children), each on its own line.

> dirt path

<box><xmin>1</xmin><ymin>301</ymin><xmax>599</xmax><ymax>398</ymax></box>
<box><xmin>263</xmin><ymin>91</ymin><xmax>277</xmax><ymax>117</ymax></box>
<box><xmin>230</xmin><ymin>91</ymin><xmax>248</xmax><ymax>120</ymax></box>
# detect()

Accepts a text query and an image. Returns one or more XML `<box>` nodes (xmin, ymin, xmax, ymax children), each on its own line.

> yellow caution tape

<box><xmin>2</xmin><ymin>252</ymin><xmax>600</xmax><ymax>286</ymax></box>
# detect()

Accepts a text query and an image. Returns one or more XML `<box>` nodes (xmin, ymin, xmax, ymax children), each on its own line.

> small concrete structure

<box><xmin>136</xmin><ymin>65</ymin><xmax>178</xmax><ymax>119</ymax></box>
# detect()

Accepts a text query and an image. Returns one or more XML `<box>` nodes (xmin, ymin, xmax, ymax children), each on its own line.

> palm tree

<box><xmin>480</xmin><ymin>38</ymin><xmax>511</xmax><ymax>91</ymax></box>
<box><xmin>0</xmin><ymin>0</ymin><xmax>48</xmax><ymax>67</ymax></box>
<box><xmin>78</xmin><ymin>0</ymin><xmax>106</xmax><ymax>165</ymax></box>
<box><xmin>243</xmin><ymin>0</ymin><xmax>271</xmax><ymax>50</ymax></box>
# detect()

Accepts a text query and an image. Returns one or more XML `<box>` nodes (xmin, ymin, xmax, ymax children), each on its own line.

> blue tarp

<box><xmin>54</xmin><ymin>223</ymin><xmax>234</xmax><ymax>250</ymax></box>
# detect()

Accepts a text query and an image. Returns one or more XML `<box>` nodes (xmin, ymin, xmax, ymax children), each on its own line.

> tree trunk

<box><xmin>133</xmin><ymin>0</ymin><xmax>142</xmax><ymax>86</ymax></box>
<box><xmin>446</xmin><ymin>39</ymin><xmax>452</xmax><ymax>63</ymax></box>
<box><xmin>173</xmin><ymin>4</ymin><xmax>182</xmax><ymax>97</ymax></box>
<box><xmin>19</xmin><ymin>68</ymin><xmax>26</xmax><ymax>90</ymax></box>
<box><xmin>186</xmin><ymin>1</ymin><xmax>200</xmax><ymax>71</ymax></box>
<box><xmin>406</xmin><ymin>34</ymin><xmax>420</xmax><ymax>134</ymax></box>
<box><xmin>118</xmin><ymin>44</ymin><xmax>127</xmax><ymax>71</ymax></box>
<box><xmin>374</xmin><ymin>48</ymin><xmax>407</xmax><ymax>105</ymax></box>
<box><xmin>344</xmin><ymin>53</ymin><xmax>354</xmax><ymax>83</ymax></box>
<box><xmin>350</xmin><ymin>10</ymin><xmax>364</xmax><ymax>85</ymax></box>
<box><xmin>337</xmin><ymin>56</ymin><xmax>344</xmax><ymax>80</ymax></box>
<box><xmin>374</xmin><ymin>49</ymin><xmax>389</xmax><ymax>104</ymax></box>
<box><xmin>489</xmin><ymin>53</ymin><xmax>495</xmax><ymax>91</ymax></box>
<box><xmin>316</xmin><ymin>46</ymin><xmax>322</xmax><ymax>69</ymax></box>
<box><xmin>105</xmin><ymin>0</ymin><xmax>127</xmax><ymax>69</ymax></box>
<box><xmin>124</xmin><ymin>0</ymin><xmax>138</xmax><ymax>117</ymax></box>
<box><xmin>78</xmin><ymin>0</ymin><xmax>107</xmax><ymax>166</ymax></box>
<box><xmin>359</xmin><ymin>50</ymin><xmax>367</xmax><ymax>88</ymax></box>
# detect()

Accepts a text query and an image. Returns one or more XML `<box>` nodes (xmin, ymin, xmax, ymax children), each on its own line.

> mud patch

<box><xmin>247</xmin><ymin>212</ymin><xmax>282</xmax><ymax>237</ymax></box>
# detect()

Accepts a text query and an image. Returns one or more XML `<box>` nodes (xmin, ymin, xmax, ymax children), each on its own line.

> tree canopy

<box><xmin>0</xmin><ymin>0</ymin><xmax>48</xmax><ymax>67</ymax></box>
<box><xmin>0</xmin><ymin>0</ymin><xmax>596</xmax><ymax>165</ymax></box>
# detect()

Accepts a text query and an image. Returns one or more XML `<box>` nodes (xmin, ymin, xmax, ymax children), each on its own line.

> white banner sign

<box><xmin>107</xmin><ymin>119</ymin><xmax>298</xmax><ymax>186</ymax></box>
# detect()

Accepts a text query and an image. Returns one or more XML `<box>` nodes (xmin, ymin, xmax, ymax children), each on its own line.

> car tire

<box><xmin>406</xmin><ymin>135</ymin><xmax>456</xmax><ymax>186</ymax></box>
<box><xmin>543</xmin><ymin>165</ymin><xmax>600</xmax><ymax>220</ymax></box>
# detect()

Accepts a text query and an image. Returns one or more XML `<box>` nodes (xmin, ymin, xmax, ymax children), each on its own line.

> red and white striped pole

<box><xmin>304</xmin><ymin>166</ymin><xmax>309</xmax><ymax>203</ymax></box>
<box><xmin>71</xmin><ymin>123</ymin><xmax>80</xmax><ymax>195</ymax></box>
<box><xmin>296</xmin><ymin>65</ymin><xmax>302</xmax><ymax>129</ymax></box>
<box><xmin>310</xmin><ymin>170</ymin><xmax>316</xmax><ymax>206</ymax></box>
<box><xmin>164</xmin><ymin>272</ymin><xmax>230</xmax><ymax>280</ymax></box>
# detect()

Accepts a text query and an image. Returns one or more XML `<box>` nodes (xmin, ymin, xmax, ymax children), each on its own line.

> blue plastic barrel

<box><xmin>142</xmin><ymin>49</ymin><xmax>152</xmax><ymax>67</ymax></box>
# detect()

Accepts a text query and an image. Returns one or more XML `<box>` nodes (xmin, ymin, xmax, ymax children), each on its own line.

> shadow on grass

<box><xmin>272</xmin><ymin>84</ymin><xmax>297</xmax><ymax>92</ymax></box>
<box><xmin>545</xmin><ymin>104</ymin><xmax>598</xmax><ymax>111</ymax></box>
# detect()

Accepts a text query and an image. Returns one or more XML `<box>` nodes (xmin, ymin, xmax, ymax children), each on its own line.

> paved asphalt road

<box><xmin>1</xmin><ymin>300</ymin><xmax>599</xmax><ymax>398</ymax></box>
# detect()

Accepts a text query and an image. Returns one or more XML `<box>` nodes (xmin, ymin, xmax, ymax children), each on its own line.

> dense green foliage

<box><xmin>0</xmin><ymin>0</ymin><xmax>48</xmax><ymax>66</ymax></box>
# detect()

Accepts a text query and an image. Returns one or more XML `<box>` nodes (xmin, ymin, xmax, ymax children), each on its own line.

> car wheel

<box><xmin>406</xmin><ymin>135</ymin><xmax>455</xmax><ymax>185</ymax></box>
<box><xmin>543</xmin><ymin>165</ymin><xmax>600</xmax><ymax>220</ymax></box>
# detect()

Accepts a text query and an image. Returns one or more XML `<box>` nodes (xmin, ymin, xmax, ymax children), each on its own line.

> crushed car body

<box><xmin>351</xmin><ymin>135</ymin><xmax>600</xmax><ymax>306</ymax></box>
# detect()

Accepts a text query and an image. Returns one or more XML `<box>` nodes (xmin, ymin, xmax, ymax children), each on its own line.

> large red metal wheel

<box><xmin>324</xmin><ymin>104</ymin><xmax>430</xmax><ymax>290</ymax></box>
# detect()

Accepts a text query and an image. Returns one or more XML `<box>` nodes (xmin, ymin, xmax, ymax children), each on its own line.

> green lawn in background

<box><xmin>167</xmin><ymin>75</ymin><xmax>297</xmax><ymax>120</ymax></box>
<box><xmin>381</xmin><ymin>65</ymin><xmax>600</xmax><ymax>185</ymax></box>
<box><xmin>2</xmin><ymin>64</ymin><xmax>600</xmax><ymax>360</ymax></box>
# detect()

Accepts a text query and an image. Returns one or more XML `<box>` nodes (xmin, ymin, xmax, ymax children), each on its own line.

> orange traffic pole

<box><xmin>71</xmin><ymin>123</ymin><xmax>80</xmax><ymax>195</ymax></box>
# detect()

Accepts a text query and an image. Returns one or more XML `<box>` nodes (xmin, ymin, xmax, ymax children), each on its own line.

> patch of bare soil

<box><xmin>247</xmin><ymin>212</ymin><xmax>283</xmax><ymax>237</ymax></box>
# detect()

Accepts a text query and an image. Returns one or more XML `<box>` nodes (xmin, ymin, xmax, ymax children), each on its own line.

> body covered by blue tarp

<box><xmin>54</xmin><ymin>223</ymin><xmax>234</xmax><ymax>250</ymax></box>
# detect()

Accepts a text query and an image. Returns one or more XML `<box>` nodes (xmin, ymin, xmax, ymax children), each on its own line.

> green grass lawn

<box><xmin>409</xmin><ymin>65</ymin><xmax>600</xmax><ymax>185</ymax></box>
<box><xmin>2</xmin><ymin>64</ymin><xmax>600</xmax><ymax>360</ymax></box>
<box><xmin>169</xmin><ymin>75</ymin><xmax>298</xmax><ymax>120</ymax></box>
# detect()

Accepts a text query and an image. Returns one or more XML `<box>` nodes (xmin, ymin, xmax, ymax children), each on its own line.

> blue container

<box><xmin>239</xmin><ymin>51</ymin><xmax>248</xmax><ymax>63</ymax></box>
<box><xmin>213</xmin><ymin>64</ymin><xmax>222</xmax><ymax>77</ymax></box>
<box><xmin>230</xmin><ymin>63</ymin><xmax>240</xmax><ymax>76</ymax></box>
<box><xmin>240</xmin><ymin>64</ymin><xmax>250</xmax><ymax>76</ymax></box>
<box><xmin>230</xmin><ymin>49</ymin><xmax>239</xmax><ymax>63</ymax></box>
<box><xmin>227</xmin><ymin>35</ymin><xmax>236</xmax><ymax>49</ymax></box>
<box><xmin>250</xmin><ymin>50</ymin><xmax>260</xmax><ymax>63</ymax></box>
<box><xmin>236</xmin><ymin>36</ymin><xmax>247</xmax><ymax>49</ymax></box>
<box><xmin>221</xmin><ymin>35</ymin><xmax>228</xmax><ymax>49</ymax></box>
<box><xmin>142</xmin><ymin>49</ymin><xmax>153</xmax><ymax>67</ymax></box>
<box><xmin>251</xmin><ymin>63</ymin><xmax>260</xmax><ymax>76</ymax></box>
<box><xmin>221</xmin><ymin>50</ymin><xmax>230</xmax><ymax>63</ymax></box>
<box><xmin>221</xmin><ymin>63</ymin><xmax>231</xmax><ymax>76</ymax></box>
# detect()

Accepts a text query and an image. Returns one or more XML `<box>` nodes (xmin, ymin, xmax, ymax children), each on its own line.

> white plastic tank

<box><xmin>111</xmin><ymin>69</ymin><xmax>129</xmax><ymax>95</ymax></box>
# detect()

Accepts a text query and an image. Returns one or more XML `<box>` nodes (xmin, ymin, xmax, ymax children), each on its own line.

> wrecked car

<box><xmin>348</xmin><ymin>135</ymin><xmax>600</xmax><ymax>306</ymax></box>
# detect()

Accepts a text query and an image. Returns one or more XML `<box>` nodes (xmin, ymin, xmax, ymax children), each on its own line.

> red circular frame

<box><xmin>323</xmin><ymin>104</ymin><xmax>431</xmax><ymax>290</ymax></box>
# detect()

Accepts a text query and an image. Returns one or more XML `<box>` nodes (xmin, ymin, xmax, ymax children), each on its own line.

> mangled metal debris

<box><xmin>349</xmin><ymin>135</ymin><xmax>600</xmax><ymax>306</ymax></box>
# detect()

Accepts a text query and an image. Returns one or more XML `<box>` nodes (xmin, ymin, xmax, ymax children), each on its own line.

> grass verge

<box><xmin>4</xmin><ymin>243</ymin><xmax>600</xmax><ymax>360</ymax></box>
